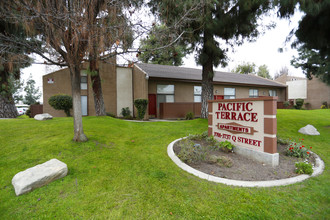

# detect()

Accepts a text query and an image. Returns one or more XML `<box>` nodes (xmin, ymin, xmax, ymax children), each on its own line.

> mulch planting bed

<box><xmin>173</xmin><ymin>139</ymin><xmax>316</xmax><ymax>181</ymax></box>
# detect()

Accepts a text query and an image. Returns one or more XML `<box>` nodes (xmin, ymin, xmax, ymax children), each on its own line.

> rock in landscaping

<box><xmin>34</xmin><ymin>113</ymin><xmax>53</xmax><ymax>120</ymax></box>
<box><xmin>12</xmin><ymin>159</ymin><xmax>68</xmax><ymax>196</ymax></box>
<box><xmin>298</xmin><ymin>124</ymin><xmax>320</xmax><ymax>135</ymax></box>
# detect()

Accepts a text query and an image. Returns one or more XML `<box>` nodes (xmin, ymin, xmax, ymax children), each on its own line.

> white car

<box><xmin>16</xmin><ymin>105</ymin><xmax>29</xmax><ymax>115</ymax></box>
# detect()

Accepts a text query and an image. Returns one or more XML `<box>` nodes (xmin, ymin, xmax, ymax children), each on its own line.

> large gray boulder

<box><xmin>34</xmin><ymin>113</ymin><xmax>53</xmax><ymax>120</ymax></box>
<box><xmin>298</xmin><ymin>124</ymin><xmax>320</xmax><ymax>135</ymax></box>
<box><xmin>12</xmin><ymin>159</ymin><xmax>68</xmax><ymax>196</ymax></box>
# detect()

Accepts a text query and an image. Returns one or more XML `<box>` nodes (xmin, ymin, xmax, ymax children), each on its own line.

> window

<box><xmin>157</xmin><ymin>85</ymin><xmax>174</xmax><ymax>108</ymax></box>
<box><xmin>249</xmin><ymin>89</ymin><xmax>258</xmax><ymax>98</ymax></box>
<box><xmin>81</xmin><ymin>96</ymin><xmax>88</xmax><ymax>116</ymax></box>
<box><xmin>269</xmin><ymin>90</ymin><xmax>277</xmax><ymax>97</ymax></box>
<box><xmin>81</xmin><ymin>74</ymin><xmax>88</xmax><ymax>90</ymax></box>
<box><xmin>224</xmin><ymin>88</ymin><xmax>235</xmax><ymax>99</ymax></box>
<box><xmin>194</xmin><ymin>86</ymin><xmax>202</xmax><ymax>102</ymax></box>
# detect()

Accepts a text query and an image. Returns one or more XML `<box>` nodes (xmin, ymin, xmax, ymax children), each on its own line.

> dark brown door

<box><xmin>148</xmin><ymin>94</ymin><xmax>156</xmax><ymax>116</ymax></box>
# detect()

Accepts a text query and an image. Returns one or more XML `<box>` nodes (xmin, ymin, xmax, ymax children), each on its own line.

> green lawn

<box><xmin>0</xmin><ymin>109</ymin><xmax>329</xmax><ymax>219</ymax></box>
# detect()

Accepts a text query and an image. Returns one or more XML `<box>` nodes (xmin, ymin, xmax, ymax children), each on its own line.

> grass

<box><xmin>0</xmin><ymin>109</ymin><xmax>329</xmax><ymax>219</ymax></box>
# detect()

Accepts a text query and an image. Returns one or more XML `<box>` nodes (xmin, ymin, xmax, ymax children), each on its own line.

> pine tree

<box><xmin>149</xmin><ymin>0</ymin><xmax>271</xmax><ymax>118</ymax></box>
<box><xmin>138</xmin><ymin>25</ymin><xmax>188</xmax><ymax>66</ymax></box>
<box><xmin>23</xmin><ymin>74</ymin><xmax>41</xmax><ymax>105</ymax></box>
<box><xmin>0</xmin><ymin>15</ymin><xmax>32</xmax><ymax>118</ymax></box>
<box><xmin>277</xmin><ymin>0</ymin><xmax>330</xmax><ymax>84</ymax></box>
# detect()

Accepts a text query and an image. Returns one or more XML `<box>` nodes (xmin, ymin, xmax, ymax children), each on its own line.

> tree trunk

<box><xmin>0</xmin><ymin>65</ymin><xmax>18</xmax><ymax>118</ymax></box>
<box><xmin>201</xmin><ymin>25</ymin><xmax>214</xmax><ymax>119</ymax></box>
<box><xmin>89</xmin><ymin>57</ymin><xmax>106</xmax><ymax>116</ymax></box>
<box><xmin>0</xmin><ymin>95</ymin><xmax>18</xmax><ymax>118</ymax></box>
<box><xmin>201</xmin><ymin>61</ymin><xmax>214</xmax><ymax>118</ymax></box>
<box><xmin>70</xmin><ymin>64</ymin><xmax>88</xmax><ymax>142</ymax></box>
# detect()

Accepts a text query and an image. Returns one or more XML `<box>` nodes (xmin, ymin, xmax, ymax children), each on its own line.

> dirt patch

<box><xmin>173</xmin><ymin>140</ymin><xmax>316</xmax><ymax>181</ymax></box>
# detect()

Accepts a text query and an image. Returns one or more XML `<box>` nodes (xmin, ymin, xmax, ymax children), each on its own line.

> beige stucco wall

<box><xmin>116</xmin><ymin>67</ymin><xmax>133</xmax><ymax>116</ymax></box>
<box><xmin>43</xmin><ymin>59</ymin><xmax>117</xmax><ymax>117</ymax></box>
<box><xmin>133</xmin><ymin>65</ymin><xmax>148</xmax><ymax>118</ymax></box>
<box><xmin>306</xmin><ymin>77</ymin><xmax>330</xmax><ymax>109</ymax></box>
<box><xmin>147</xmin><ymin>81</ymin><xmax>286</xmax><ymax>103</ymax></box>
<box><xmin>148</xmin><ymin>80</ymin><xmax>200</xmax><ymax>102</ymax></box>
<box><xmin>43</xmin><ymin>68</ymin><xmax>72</xmax><ymax>117</ymax></box>
<box><xmin>213</xmin><ymin>85</ymin><xmax>286</xmax><ymax>102</ymax></box>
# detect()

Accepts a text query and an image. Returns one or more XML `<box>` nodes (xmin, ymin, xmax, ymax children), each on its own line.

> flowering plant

<box><xmin>285</xmin><ymin>139</ymin><xmax>311</xmax><ymax>159</ymax></box>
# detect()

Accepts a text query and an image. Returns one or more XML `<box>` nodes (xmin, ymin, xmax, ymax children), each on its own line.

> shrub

<box><xmin>294</xmin><ymin>99</ymin><xmax>304</xmax><ymax>109</ymax></box>
<box><xmin>177</xmin><ymin>139</ymin><xmax>207</xmax><ymax>163</ymax></box>
<box><xmin>322</xmin><ymin>101</ymin><xmax>328</xmax><ymax>108</ymax></box>
<box><xmin>277</xmin><ymin>137</ymin><xmax>290</xmax><ymax>145</ymax></box>
<box><xmin>207</xmin><ymin>155</ymin><xmax>233</xmax><ymax>168</ymax></box>
<box><xmin>25</xmin><ymin>108</ymin><xmax>32</xmax><ymax>118</ymax></box>
<box><xmin>285</xmin><ymin>139</ymin><xmax>311</xmax><ymax>159</ymax></box>
<box><xmin>321</xmin><ymin>105</ymin><xmax>327</xmax><ymax>109</ymax></box>
<box><xmin>283</xmin><ymin>101</ymin><xmax>290</xmax><ymax>108</ymax></box>
<box><xmin>106</xmin><ymin>112</ymin><xmax>116</xmax><ymax>118</ymax></box>
<box><xmin>134</xmin><ymin>99</ymin><xmax>148</xmax><ymax>120</ymax></box>
<box><xmin>185</xmin><ymin>112</ymin><xmax>194</xmax><ymax>120</ymax></box>
<box><xmin>121</xmin><ymin>107</ymin><xmax>131</xmax><ymax>117</ymax></box>
<box><xmin>188</xmin><ymin>131</ymin><xmax>209</xmax><ymax>141</ymax></box>
<box><xmin>48</xmin><ymin>94</ymin><xmax>73</xmax><ymax>117</ymax></box>
<box><xmin>219</xmin><ymin>140</ymin><xmax>235</xmax><ymax>153</ymax></box>
<box><xmin>295</xmin><ymin>162</ymin><xmax>313</xmax><ymax>175</ymax></box>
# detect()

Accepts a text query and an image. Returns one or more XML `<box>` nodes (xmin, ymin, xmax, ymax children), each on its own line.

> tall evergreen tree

<box><xmin>0</xmin><ymin>17</ymin><xmax>32</xmax><ymax>118</ymax></box>
<box><xmin>23</xmin><ymin>74</ymin><xmax>41</xmax><ymax>105</ymax></box>
<box><xmin>149</xmin><ymin>0</ymin><xmax>271</xmax><ymax>118</ymax></box>
<box><xmin>277</xmin><ymin>0</ymin><xmax>330</xmax><ymax>84</ymax></box>
<box><xmin>138</xmin><ymin>25</ymin><xmax>188</xmax><ymax>66</ymax></box>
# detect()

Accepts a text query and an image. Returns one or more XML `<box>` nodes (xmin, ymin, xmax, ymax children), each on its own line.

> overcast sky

<box><xmin>21</xmin><ymin>8</ymin><xmax>304</xmax><ymax>103</ymax></box>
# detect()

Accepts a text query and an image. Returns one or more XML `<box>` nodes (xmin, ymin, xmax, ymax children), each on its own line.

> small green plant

<box><xmin>322</xmin><ymin>101</ymin><xmax>328</xmax><ymax>108</ymax></box>
<box><xmin>121</xmin><ymin>107</ymin><xmax>131</xmax><ymax>117</ymax></box>
<box><xmin>321</xmin><ymin>105</ymin><xmax>327</xmax><ymax>109</ymax></box>
<box><xmin>187</xmin><ymin>131</ymin><xmax>208</xmax><ymax>141</ymax></box>
<box><xmin>295</xmin><ymin>162</ymin><xmax>313</xmax><ymax>175</ymax></box>
<box><xmin>283</xmin><ymin>101</ymin><xmax>290</xmax><ymax>108</ymax></box>
<box><xmin>106</xmin><ymin>112</ymin><xmax>116</xmax><ymax>118</ymax></box>
<box><xmin>286</xmin><ymin>139</ymin><xmax>311</xmax><ymax>159</ymax></box>
<box><xmin>123</xmin><ymin>115</ymin><xmax>133</xmax><ymax>120</ymax></box>
<box><xmin>134</xmin><ymin>99</ymin><xmax>148</xmax><ymax>120</ymax></box>
<box><xmin>277</xmin><ymin>137</ymin><xmax>290</xmax><ymax>145</ymax></box>
<box><xmin>185</xmin><ymin>112</ymin><xmax>194</xmax><ymax>120</ymax></box>
<box><xmin>294</xmin><ymin>99</ymin><xmax>304</xmax><ymax>109</ymax></box>
<box><xmin>48</xmin><ymin>94</ymin><xmax>73</xmax><ymax>117</ymax></box>
<box><xmin>177</xmin><ymin>139</ymin><xmax>207</xmax><ymax>163</ymax></box>
<box><xmin>219</xmin><ymin>141</ymin><xmax>235</xmax><ymax>153</ymax></box>
<box><xmin>25</xmin><ymin>106</ymin><xmax>32</xmax><ymax>118</ymax></box>
<box><xmin>207</xmin><ymin>155</ymin><xmax>233</xmax><ymax>167</ymax></box>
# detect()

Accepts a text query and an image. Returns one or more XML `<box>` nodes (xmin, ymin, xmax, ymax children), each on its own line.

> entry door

<box><xmin>81</xmin><ymin>96</ymin><xmax>88</xmax><ymax>116</ymax></box>
<box><xmin>148</xmin><ymin>94</ymin><xmax>156</xmax><ymax>116</ymax></box>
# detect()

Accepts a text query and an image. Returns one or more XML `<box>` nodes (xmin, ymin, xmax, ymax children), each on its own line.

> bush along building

<box><xmin>43</xmin><ymin>61</ymin><xmax>287</xmax><ymax>119</ymax></box>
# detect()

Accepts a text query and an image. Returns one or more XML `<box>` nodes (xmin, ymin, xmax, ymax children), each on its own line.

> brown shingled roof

<box><xmin>135</xmin><ymin>63</ymin><xmax>286</xmax><ymax>88</ymax></box>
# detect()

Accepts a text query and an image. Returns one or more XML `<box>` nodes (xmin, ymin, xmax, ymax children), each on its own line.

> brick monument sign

<box><xmin>208</xmin><ymin>97</ymin><xmax>279</xmax><ymax>166</ymax></box>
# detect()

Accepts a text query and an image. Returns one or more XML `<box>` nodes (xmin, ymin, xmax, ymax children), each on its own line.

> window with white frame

<box><xmin>81</xmin><ymin>71</ymin><xmax>88</xmax><ymax>90</ymax></box>
<box><xmin>269</xmin><ymin>90</ymin><xmax>277</xmax><ymax>97</ymax></box>
<box><xmin>194</xmin><ymin>86</ymin><xmax>202</xmax><ymax>102</ymax></box>
<box><xmin>249</xmin><ymin>89</ymin><xmax>258</xmax><ymax>98</ymax></box>
<box><xmin>224</xmin><ymin>88</ymin><xmax>235</xmax><ymax>99</ymax></box>
<box><xmin>157</xmin><ymin>85</ymin><xmax>174</xmax><ymax>108</ymax></box>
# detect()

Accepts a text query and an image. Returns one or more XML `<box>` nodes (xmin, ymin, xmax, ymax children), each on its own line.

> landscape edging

<box><xmin>167</xmin><ymin>137</ymin><xmax>325</xmax><ymax>187</ymax></box>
